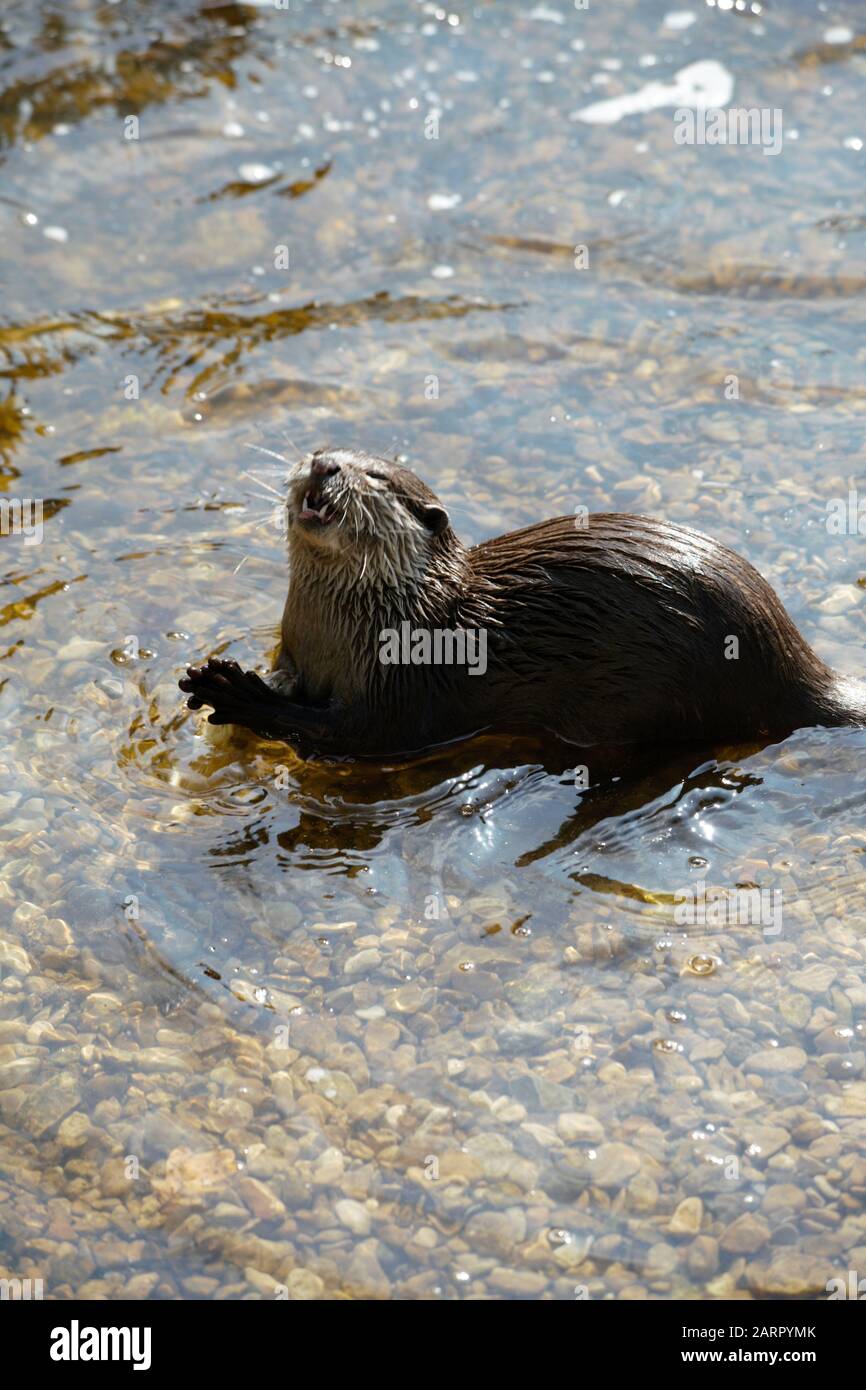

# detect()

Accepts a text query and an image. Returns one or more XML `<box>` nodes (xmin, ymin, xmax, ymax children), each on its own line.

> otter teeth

<box><xmin>301</xmin><ymin>493</ymin><xmax>334</xmax><ymax>522</ymax></box>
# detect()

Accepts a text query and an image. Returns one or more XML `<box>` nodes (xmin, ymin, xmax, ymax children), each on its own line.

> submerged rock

<box><xmin>17</xmin><ymin>1075</ymin><xmax>80</xmax><ymax>1137</ymax></box>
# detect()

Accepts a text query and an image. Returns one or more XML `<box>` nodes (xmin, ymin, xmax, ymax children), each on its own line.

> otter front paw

<box><xmin>181</xmin><ymin>657</ymin><xmax>338</xmax><ymax>743</ymax></box>
<box><xmin>179</xmin><ymin>657</ymin><xmax>276</xmax><ymax>726</ymax></box>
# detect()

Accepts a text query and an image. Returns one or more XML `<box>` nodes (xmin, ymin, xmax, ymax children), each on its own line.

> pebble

<box><xmin>335</xmin><ymin>1198</ymin><xmax>372</xmax><ymax>1235</ymax></box>
<box><xmin>238</xmin><ymin>1177</ymin><xmax>287</xmax><ymax>1222</ymax></box>
<box><xmin>184</xmin><ymin>1277</ymin><xmax>221</xmax><ymax>1297</ymax></box>
<box><xmin>646</xmin><ymin>1242</ymin><xmax>678</xmax><ymax>1277</ymax></box>
<box><xmin>153</xmin><ymin>1146</ymin><xmax>238</xmax><ymax>1201</ymax></box>
<box><xmin>748</xmin><ymin>1253</ymin><xmax>831</xmax><ymax>1297</ymax></box>
<box><xmin>744</xmin><ymin>1046</ymin><xmax>807</xmax><ymax>1074</ymax></box>
<box><xmin>287</xmin><ymin>1269</ymin><xmax>325</xmax><ymax>1300</ymax></box>
<box><xmin>0</xmin><ymin>1057</ymin><xmax>41</xmax><ymax>1090</ymax></box>
<box><xmin>788</xmin><ymin>963</ymin><xmax>837</xmax><ymax>995</ymax></box>
<box><xmin>17</xmin><ymin>1075</ymin><xmax>81</xmax><ymax>1137</ymax></box>
<box><xmin>57</xmin><ymin>637</ymin><xmax>104</xmax><ymax>661</ymax></box>
<box><xmin>345</xmin><ymin>1240</ymin><xmax>389</xmax><ymax>1299</ymax></box>
<box><xmin>762</xmin><ymin>1183</ymin><xmax>807</xmax><ymax>1215</ymax></box>
<box><xmin>592</xmin><ymin>1142</ymin><xmax>642</xmax><ymax>1186</ymax></box>
<box><xmin>669</xmin><ymin>1197</ymin><xmax>703</xmax><ymax>1235</ymax></box>
<box><xmin>627</xmin><ymin>1172</ymin><xmax>659</xmax><ymax>1212</ymax></box>
<box><xmin>245</xmin><ymin>1266</ymin><xmax>283</xmax><ymax>1297</ymax></box>
<box><xmin>100</xmin><ymin>1158</ymin><xmax>133</xmax><ymax>1198</ymax></box>
<box><xmin>463</xmin><ymin>1208</ymin><xmax>526</xmax><ymax>1258</ymax></box>
<box><xmin>779</xmin><ymin>992</ymin><xmax>811</xmax><ymax>1027</ymax></box>
<box><xmin>344</xmin><ymin>949</ymin><xmax>382</xmax><ymax>976</ymax></box>
<box><xmin>488</xmin><ymin>1268</ymin><xmax>547</xmax><ymax>1295</ymax></box>
<box><xmin>719</xmin><ymin>1214</ymin><xmax>771</xmax><ymax>1255</ymax></box>
<box><xmin>825</xmin><ymin>1087</ymin><xmax>866</xmax><ymax>1118</ymax></box>
<box><xmin>437</xmin><ymin>1152</ymin><xmax>483</xmax><ymax>1181</ymax></box>
<box><xmin>557</xmin><ymin>1112</ymin><xmax>605</xmax><ymax>1143</ymax></box>
<box><xmin>312</xmin><ymin>1147</ymin><xmax>345</xmax><ymax>1185</ymax></box>
<box><xmin>686</xmin><ymin>1236</ymin><xmax>719</xmax><ymax>1279</ymax></box>
<box><xmin>738</xmin><ymin>1122</ymin><xmax>790</xmax><ymax>1158</ymax></box>
<box><xmin>56</xmin><ymin>1112</ymin><xmax>93</xmax><ymax>1149</ymax></box>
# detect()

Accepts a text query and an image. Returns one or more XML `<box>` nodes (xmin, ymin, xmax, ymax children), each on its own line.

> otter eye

<box><xmin>367</xmin><ymin>470</ymin><xmax>389</xmax><ymax>482</ymax></box>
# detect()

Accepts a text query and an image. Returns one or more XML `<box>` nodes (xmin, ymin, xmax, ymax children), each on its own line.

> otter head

<box><xmin>285</xmin><ymin>447</ymin><xmax>456</xmax><ymax>586</ymax></box>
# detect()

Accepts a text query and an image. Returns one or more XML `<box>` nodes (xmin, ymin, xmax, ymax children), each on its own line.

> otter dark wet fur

<box><xmin>180</xmin><ymin>448</ymin><xmax>866</xmax><ymax>755</ymax></box>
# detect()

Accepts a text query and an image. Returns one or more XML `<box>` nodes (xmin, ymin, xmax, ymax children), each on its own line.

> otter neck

<box><xmin>283</xmin><ymin>534</ymin><xmax>467</xmax><ymax>705</ymax></box>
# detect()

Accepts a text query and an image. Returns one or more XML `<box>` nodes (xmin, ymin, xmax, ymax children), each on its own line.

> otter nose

<box><xmin>311</xmin><ymin>455</ymin><xmax>340</xmax><ymax>478</ymax></box>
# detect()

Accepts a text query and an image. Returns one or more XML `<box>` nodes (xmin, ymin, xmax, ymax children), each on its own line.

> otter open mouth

<box><xmin>298</xmin><ymin>488</ymin><xmax>338</xmax><ymax>525</ymax></box>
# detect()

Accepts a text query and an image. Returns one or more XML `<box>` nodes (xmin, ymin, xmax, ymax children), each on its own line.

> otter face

<box><xmin>286</xmin><ymin>448</ymin><xmax>450</xmax><ymax>563</ymax></box>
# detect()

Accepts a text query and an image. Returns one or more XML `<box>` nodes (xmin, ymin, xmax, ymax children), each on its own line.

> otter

<box><xmin>179</xmin><ymin>448</ymin><xmax>866</xmax><ymax>755</ymax></box>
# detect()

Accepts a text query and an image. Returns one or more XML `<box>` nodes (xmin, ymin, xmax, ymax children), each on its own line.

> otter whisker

<box><xmin>357</xmin><ymin>496</ymin><xmax>375</xmax><ymax>532</ymax></box>
<box><xmin>241</xmin><ymin>469</ymin><xmax>283</xmax><ymax>499</ymax></box>
<box><xmin>244</xmin><ymin>443</ymin><xmax>293</xmax><ymax>468</ymax></box>
<box><xmin>229</xmin><ymin>505</ymin><xmax>285</xmax><ymax>536</ymax></box>
<box><xmin>242</xmin><ymin>491</ymin><xmax>284</xmax><ymax>511</ymax></box>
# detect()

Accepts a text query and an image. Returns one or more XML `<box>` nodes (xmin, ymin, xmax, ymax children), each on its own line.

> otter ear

<box><xmin>420</xmin><ymin>503</ymin><xmax>449</xmax><ymax>535</ymax></box>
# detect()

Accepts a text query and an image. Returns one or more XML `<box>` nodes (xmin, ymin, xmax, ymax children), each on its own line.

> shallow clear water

<box><xmin>1</xmin><ymin>0</ymin><xmax>866</xmax><ymax>1300</ymax></box>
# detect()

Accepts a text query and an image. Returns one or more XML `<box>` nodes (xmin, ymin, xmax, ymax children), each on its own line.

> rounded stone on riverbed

<box><xmin>744</xmin><ymin>1045</ymin><xmax>807</xmax><ymax>1074</ymax></box>
<box><xmin>686</xmin><ymin>1236</ymin><xmax>719</xmax><ymax>1279</ymax></box>
<box><xmin>592</xmin><ymin>1142</ymin><xmax>642</xmax><ymax>1186</ymax></box>
<box><xmin>747</xmin><ymin>1253</ymin><xmax>832</xmax><ymax>1297</ymax></box>
<box><xmin>344</xmin><ymin>948</ymin><xmax>381</xmax><ymax>975</ymax></box>
<box><xmin>557</xmin><ymin>1112</ymin><xmax>604</xmax><ymax>1143</ymax></box>
<box><xmin>668</xmin><ymin>1196</ymin><xmax>703</xmax><ymax>1236</ymax></box>
<box><xmin>56</xmin><ymin>1112</ymin><xmax>94</xmax><ymax>1150</ymax></box>
<box><xmin>761</xmin><ymin>1183</ymin><xmax>807</xmax><ymax>1215</ymax></box>
<box><xmin>335</xmin><ymin>1198</ymin><xmax>372</xmax><ymax>1235</ymax></box>
<box><xmin>17</xmin><ymin>1074</ymin><xmax>81</xmax><ymax>1137</ymax></box>
<box><xmin>0</xmin><ymin>939</ymin><xmax>33</xmax><ymax>975</ymax></box>
<box><xmin>463</xmin><ymin>1208</ymin><xmax>527</xmax><ymax>1258</ymax></box>
<box><xmin>720</xmin><ymin>1213</ymin><xmax>770</xmax><ymax>1255</ymax></box>
<box><xmin>287</xmin><ymin>1269</ymin><xmax>325</xmax><ymax>1300</ymax></box>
